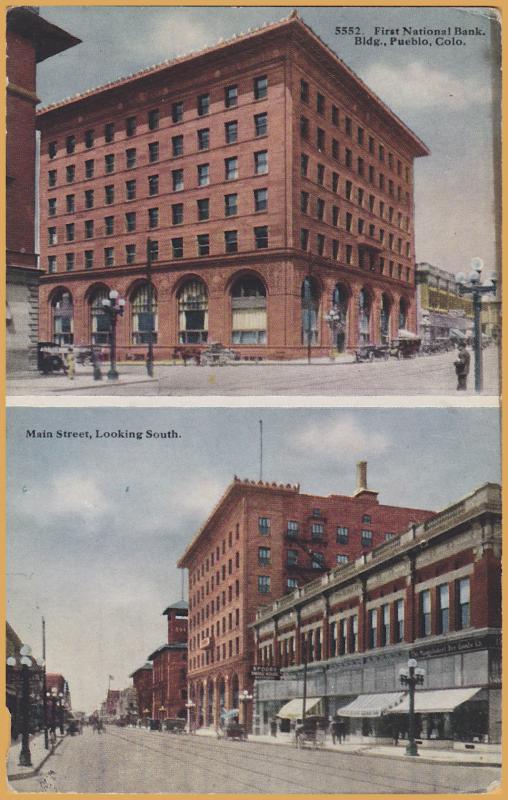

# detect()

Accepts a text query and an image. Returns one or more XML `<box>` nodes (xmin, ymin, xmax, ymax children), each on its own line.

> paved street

<box><xmin>14</xmin><ymin>727</ymin><xmax>500</xmax><ymax>794</ymax></box>
<box><xmin>7</xmin><ymin>347</ymin><xmax>500</xmax><ymax>397</ymax></box>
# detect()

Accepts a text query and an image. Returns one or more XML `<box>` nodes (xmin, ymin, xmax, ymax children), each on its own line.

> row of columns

<box><xmin>188</xmin><ymin>672</ymin><xmax>252</xmax><ymax>728</ymax></box>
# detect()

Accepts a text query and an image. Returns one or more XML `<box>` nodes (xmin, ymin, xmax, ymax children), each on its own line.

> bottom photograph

<box><xmin>6</xmin><ymin>406</ymin><xmax>501</xmax><ymax>795</ymax></box>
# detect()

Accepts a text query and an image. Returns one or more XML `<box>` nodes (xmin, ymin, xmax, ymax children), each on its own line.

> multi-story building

<box><xmin>252</xmin><ymin>483</ymin><xmax>501</xmax><ymax>749</ymax></box>
<box><xmin>129</xmin><ymin>662</ymin><xmax>153</xmax><ymax>720</ymax></box>
<box><xmin>116</xmin><ymin>686</ymin><xmax>138</xmax><ymax>723</ymax></box>
<box><xmin>177</xmin><ymin>463</ymin><xmax>434</xmax><ymax>728</ymax></box>
<box><xmin>148</xmin><ymin>600</ymin><xmax>188</xmax><ymax>721</ymax></box>
<box><xmin>6</xmin><ymin>6</ymin><xmax>79</xmax><ymax>371</ymax></box>
<box><xmin>37</xmin><ymin>11</ymin><xmax>428</xmax><ymax>360</ymax></box>
<box><xmin>415</xmin><ymin>262</ymin><xmax>473</xmax><ymax>343</ymax></box>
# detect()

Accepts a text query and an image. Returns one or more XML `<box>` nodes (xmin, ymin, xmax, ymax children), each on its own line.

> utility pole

<box><xmin>146</xmin><ymin>238</ymin><xmax>154</xmax><ymax>377</ymax></box>
<box><xmin>42</xmin><ymin>617</ymin><xmax>48</xmax><ymax>750</ymax></box>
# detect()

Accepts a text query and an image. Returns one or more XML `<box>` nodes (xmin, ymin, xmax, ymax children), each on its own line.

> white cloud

<box><xmin>290</xmin><ymin>416</ymin><xmax>390</xmax><ymax>459</ymax></box>
<box><xmin>16</xmin><ymin>473</ymin><xmax>106</xmax><ymax>522</ymax></box>
<box><xmin>361</xmin><ymin>61</ymin><xmax>491</xmax><ymax>111</ymax></box>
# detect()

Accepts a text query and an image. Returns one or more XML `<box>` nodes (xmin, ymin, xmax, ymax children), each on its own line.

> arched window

<box><xmin>231</xmin><ymin>276</ymin><xmax>266</xmax><ymax>345</ymax></box>
<box><xmin>380</xmin><ymin>294</ymin><xmax>392</xmax><ymax>344</ymax></box>
<box><xmin>301</xmin><ymin>277</ymin><xmax>320</xmax><ymax>345</ymax></box>
<box><xmin>331</xmin><ymin>283</ymin><xmax>349</xmax><ymax>352</ymax></box>
<box><xmin>178</xmin><ymin>280</ymin><xmax>208</xmax><ymax>344</ymax></box>
<box><xmin>51</xmin><ymin>290</ymin><xmax>73</xmax><ymax>345</ymax></box>
<box><xmin>90</xmin><ymin>287</ymin><xmax>111</xmax><ymax>345</ymax></box>
<box><xmin>131</xmin><ymin>284</ymin><xmax>158</xmax><ymax>344</ymax></box>
<box><xmin>359</xmin><ymin>289</ymin><xmax>371</xmax><ymax>345</ymax></box>
<box><xmin>399</xmin><ymin>297</ymin><xmax>408</xmax><ymax>330</ymax></box>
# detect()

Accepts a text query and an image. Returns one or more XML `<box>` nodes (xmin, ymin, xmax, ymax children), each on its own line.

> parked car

<box><xmin>37</xmin><ymin>342</ymin><xmax>66</xmax><ymax>374</ymax></box>
<box><xmin>355</xmin><ymin>344</ymin><xmax>389</xmax><ymax>362</ymax></box>
<box><xmin>294</xmin><ymin>716</ymin><xmax>328</xmax><ymax>748</ymax></box>
<box><xmin>388</xmin><ymin>338</ymin><xmax>421</xmax><ymax>359</ymax></box>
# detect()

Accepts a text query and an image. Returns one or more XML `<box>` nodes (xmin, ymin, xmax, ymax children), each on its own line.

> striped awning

<box><xmin>276</xmin><ymin>697</ymin><xmax>321</xmax><ymax>720</ymax></box>
<box><xmin>392</xmin><ymin>687</ymin><xmax>482</xmax><ymax>714</ymax></box>
<box><xmin>338</xmin><ymin>692</ymin><xmax>405</xmax><ymax>718</ymax></box>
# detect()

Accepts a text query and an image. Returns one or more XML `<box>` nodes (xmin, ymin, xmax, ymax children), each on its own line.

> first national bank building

<box><xmin>37</xmin><ymin>11</ymin><xmax>428</xmax><ymax>360</ymax></box>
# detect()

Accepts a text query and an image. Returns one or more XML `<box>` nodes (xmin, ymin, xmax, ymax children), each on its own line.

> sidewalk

<box><xmin>7</xmin><ymin>732</ymin><xmax>65</xmax><ymax>781</ymax></box>
<box><xmin>194</xmin><ymin>728</ymin><xmax>501</xmax><ymax>767</ymax></box>
<box><xmin>7</xmin><ymin>365</ymin><xmax>157</xmax><ymax>395</ymax></box>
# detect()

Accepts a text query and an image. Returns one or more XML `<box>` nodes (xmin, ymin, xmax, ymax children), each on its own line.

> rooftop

<box><xmin>7</xmin><ymin>6</ymin><xmax>81</xmax><ymax>64</ymax></box>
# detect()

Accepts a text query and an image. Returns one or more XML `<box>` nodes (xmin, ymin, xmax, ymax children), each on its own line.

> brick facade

<box><xmin>177</xmin><ymin>463</ymin><xmax>434</xmax><ymax>729</ymax></box>
<box><xmin>148</xmin><ymin>601</ymin><xmax>188</xmax><ymax>720</ymax></box>
<box><xmin>130</xmin><ymin>663</ymin><xmax>153</xmax><ymax>720</ymax></box>
<box><xmin>37</xmin><ymin>12</ymin><xmax>428</xmax><ymax>360</ymax></box>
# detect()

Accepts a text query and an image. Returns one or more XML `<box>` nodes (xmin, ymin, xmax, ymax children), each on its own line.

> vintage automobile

<box><xmin>388</xmin><ymin>337</ymin><xmax>421</xmax><ymax>359</ymax></box>
<box><xmin>294</xmin><ymin>716</ymin><xmax>328</xmax><ymax>748</ymax></box>
<box><xmin>355</xmin><ymin>344</ymin><xmax>389</xmax><ymax>362</ymax></box>
<box><xmin>200</xmin><ymin>342</ymin><xmax>239</xmax><ymax>366</ymax></box>
<box><xmin>164</xmin><ymin>718</ymin><xmax>186</xmax><ymax>734</ymax></box>
<box><xmin>223</xmin><ymin>721</ymin><xmax>248</xmax><ymax>741</ymax></box>
<box><xmin>37</xmin><ymin>342</ymin><xmax>67</xmax><ymax>374</ymax></box>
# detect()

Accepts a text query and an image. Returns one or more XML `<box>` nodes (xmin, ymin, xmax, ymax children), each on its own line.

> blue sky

<box><xmin>35</xmin><ymin>5</ymin><xmax>500</xmax><ymax>274</ymax></box>
<box><xmin>7</xmin><ymin>406</ymin><xmax>500</xmax><ymax>711</ymax></box>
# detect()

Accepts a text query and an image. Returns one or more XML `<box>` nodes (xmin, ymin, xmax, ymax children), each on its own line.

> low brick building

<box><xmin>148</xmin><ymin>600</ymin><xmax>188</xmax><ymax>721</ymax></box>
<box><xmin>129</xmin><ymin>662</ymin><xmax>153</xmax><ymax>721</ymax></box>
<box><xmin>37</xmin><ymin>11</ymin><xmax>428</xmax><ymax>360</ymax></box>
<box><xmin>178</xmin><ymin>463</ymin><xmax>434</xmax><ymax>729</ymax></box>
<box><xmin>252</xmin><ymin>483</ymin><xmax>501</xmax><ymax>748</ymax></box>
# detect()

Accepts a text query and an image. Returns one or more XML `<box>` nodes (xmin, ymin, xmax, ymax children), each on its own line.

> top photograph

<box><xmin>6</xmin><ymin>5</ymin><xmax>501</xmax><ymax>397</ymax></box>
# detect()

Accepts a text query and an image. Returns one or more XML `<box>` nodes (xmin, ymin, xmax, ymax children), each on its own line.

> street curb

<box><xmin>7</xmin><ymin>736</ymin><xmax>64</xmax><ymax>781</ymax></box>
<box><xmin>49</xmin><ymin>377</ymin><xmax>158</xmax><ymax>393</ymax></box>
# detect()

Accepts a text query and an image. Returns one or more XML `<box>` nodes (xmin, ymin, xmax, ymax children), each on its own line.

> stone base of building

<box><xmin>7</xmin><ymin>265</ymin><xmax>41</xmax><ymax>373</ymax></box>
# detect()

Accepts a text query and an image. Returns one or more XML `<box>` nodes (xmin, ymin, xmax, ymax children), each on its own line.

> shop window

<box><xmin>178</xmin><ymin>279</ymin><xmax>208</xmax><ymax>344</ymax></box>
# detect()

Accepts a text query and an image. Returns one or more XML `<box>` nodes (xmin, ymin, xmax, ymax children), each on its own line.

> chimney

<box><xmin>356</xmin><ymin>461</ymin><xmax>368</xmax><ymax>492</ymax></box>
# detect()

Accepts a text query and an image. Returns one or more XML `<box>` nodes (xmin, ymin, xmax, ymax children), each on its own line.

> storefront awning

<box><xmin>392</xmin><ymin>687</ymin><xmax>482</xmax><ymax>714</ymax></box>
<box><xmin>276</xmin><ymin>697</ymin><xmax>321</xmax><ymax>720</ymax></box>
<box><xmin>338</xmin><ymin>692</ymin><xmax>405</xmax><ymax>718</ymax></box>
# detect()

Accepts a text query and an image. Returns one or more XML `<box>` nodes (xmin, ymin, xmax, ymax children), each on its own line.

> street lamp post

<box><xmin>325</xmin><ymin>306</ymin><xmax>341</xmax><ymax>360</ymax></box>
<box><xmin>7</xmin><ymin>645</ymin><xmax>34</xmax><ymax>767</ymax></box>
<box><xmin>143</xmin><ymin>708</ymin><xmax>150</xmax><ymax>729</ymax></box>
<box><xmin>58</xmin><ymin>691</ymin><xmax>65</xmax><ymax>735</ymax></box>
<box><xmin>239</xmin><ymin>690</ymin><xmax>253</xmax><ymax>732</ymax></box>
<box><xmin>146</xmin><ymin>238</ymin><xmax>155</xmax><ymax>377</ymax></box>
<box><xmin>185</xmin><ymin>700</ymin><xmax>195</xmax><ymax>734</ymax></box>
<box><xmin>455</xmin><ymin>258</ymin><xmax>497</xmax><ymax>392</ymax></box>
<box><xmin>399</xmin><ymin>657</ymin><xmax>425</xmax><ymax>757</ymax></box>
<box><xmin>101</xmin><ymin>290</ymin><xmax>125</xmax><ymax>380</ymax></box>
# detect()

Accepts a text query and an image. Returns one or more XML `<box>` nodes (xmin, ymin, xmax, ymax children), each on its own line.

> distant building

<box><xmin>481</xmin><ymin>296</ymin><xmax>501</xmax><ymax>342</ymax></box>
<box><xmin>104</xmin><ymin>688</ymin><xmax>120</xmax><ymax>718</ymax></box>
<box><xmin>415</xmin><ymin>262</ymin><xmax>473</xmax><ymax>343</ymax></box>
<box><xmin>6</xmin><ymin>6</ymin><xmax>79</xmax><ymax>371</ymax></box>
<box><xmin>148</xmin><ymin>600</ymin><xmax>188</xmax><ymax>721</ymax></box>
<box><xmin>178</xmin><ymin>463</ymin><xmax>434</xmax><ymax>729</ymax></box>
<box><xmin>36</xmin><ymin>11</ymin><xmax>428</xmax><ymax>360</ymax></box>
<box><xmin>129</xmin><ymin>662</ymin><xmax>153</xmax><ymax>720</ymax></box>
<box><xmin>117</xmin><ymin>686</ymin><xmax>138</xmax><ymax>722</ymax></box>
<box><xmin>252</xmin><ymin>483</ymin><xmax>501</xmax><ymax>747</ymax></box>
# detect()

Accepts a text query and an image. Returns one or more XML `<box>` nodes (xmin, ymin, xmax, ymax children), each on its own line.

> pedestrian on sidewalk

<box><xmin>391</xmin><ymin>719</ymin><xmax>400</xmax><ymax>746</ymax></box>
<box><xmin>65</xmin><ymin>348</ymin><xmax>75</xmax><ymax>381</ymax></box>
<box><xmin>270</xmin><ymin>718</ymin><xmax>277</xmax><ymax>737</ymax></box>
<box><xmin>330</xmin><ymin>717</ymin><xmax>340</xmax><ymax>745</ymax></box>
<box><xmin>454</xmin><ymin>343</ymin><xmax>470</xmax><ymax>390</ymax></box>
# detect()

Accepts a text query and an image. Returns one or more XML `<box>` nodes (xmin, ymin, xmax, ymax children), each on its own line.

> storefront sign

<box><xmin>251</xmin><ymin>665</ymin><xmax>281</xmax><ymax>680</ymax></box>
<box><xmin>411</xmin><ymin>633</ymin><xmax>500</xmax><ymax>660</ymax></box>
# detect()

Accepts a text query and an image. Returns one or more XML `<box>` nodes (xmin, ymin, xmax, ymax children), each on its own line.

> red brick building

<box><xmin>148</xmin><ymin>601</ymin><xmax>188</xmax><ymax>721</ymax></box>
<box><xmin>252</xmin><ymin>483</ymin><xmax>501</xmax><ymax>747</ymax></box>
<box><xmin>177</xmin><ymin>463</ymin><xmax>434</xmax><ymax>728</ymax></box>
<box><xmin>6</xmin><ymin>7</ymin><xmax>79</xmax><ymax>371</ymax></box>
<box><xmin>129</xmin><ymin>662</ymin><xmax>153</xmax><ymax>720</ymax></box>
<box><xmin>36</xmin><ymin>11</ymin><xmax>428</xmax><ymax>360</ymax></box>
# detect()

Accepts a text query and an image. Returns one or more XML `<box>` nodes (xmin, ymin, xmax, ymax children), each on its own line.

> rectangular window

<box><xmin>357</xmin><ymin>126</ymin><xmax>364</xmax><ymax>146</ymax></box>
<box><xmin>48</xmin><ymin>169</ymin><xmax>57</xmax><ymax>187</ymax></box>
<box><xmin>104</xmin><ymin>185</ymin><xmax>114</xmax><ymax>205</ymax></box>
<box><xmin>84</xmin><ymin>250</ymin><xmax>93</xmax><ymax>270</ymax></box>
<box><xmin>312</xmin><ymin>552</ymin><xmax>324</xmax><ymax>569</ymax></box>
<box><xmin>300</xmin><ymin>228</ymin><xmax>309</xmax><ymax>250</ymax></box>
<box><xmin>172</xmin><ymin>237</ymin><xmax>183</xmax><ymax>258</ymax></box>
<box><xmin>148</xmin><ymin>174</ymin><xmax>159</xmax><ymax>196</ymax></box>
<box><xmin>125</xmin><ymin>180</ymin><xmax>136</xmax><ymax>201</ymax></box>
<box><xmin>317</xmin><ymin>164</ymin><xmax>325</xmax><ymax>185</ymax></box>
<box><xmin>65</xmin><ymin>223</ymin><xmax>74</xmax><ymax>242</ymax></box>
<box><xmin>254</xmin><ymin>187</ymin><xmax>268</xmax><ymax>212</ymax></box>
<box><xmin>368</xmin><ymin>608</ymin><xmax>377</xmax><ymax>648</ymax></box>
<box><xmin>65</xmin><ymin>252</ymin><xmax>74</xmax><ymax>271</ymax></box>
<box><xmin>126</xmin><ymin>116</ymin><xmax>136</xmax><ymax>137</ymax></box>
<box><xmin>85</xmin><ymin>189</ymin><xmax>94</xmax><ymax>209</ymax></box>
<box><xmin>148</xmin><ymin>109</ymin><xmax>159</xmax><ymax>130</ymax></box>
<box><xmin>254</xmin><ymin>112</ymin><xmax>268</xmax><ymax>137</ymax></box>
<box><xmin>287</xmin><ymin>578</ymin><xmax>298</xmax><ymax>591</ymax></box>
<box><xmin>332</xmin><ymin>240</ymin><xmax>339</xmax><ymax>260</ymax></box>
<box><xmin>148</xmin><ymin>142</ymin><xmax>159</xmax><ymax>163</ymax></box>
<box><xmin>225</xmin><ymin>85</ymin><xmax>238</xmax><ymax>108</ymax></box>
<box><xmin>381</xmin><ymin>604</ymin><xmax>390</xmax><ymax>646</ymax></box>
<box><xmin>224</xmin><ymin>230</ymin><xmax>238</xmax><ymax>253</ymax></box>
<box><xmin>225</xmin><ymin>193</ymin><xmax>238</xmax><ymax>217</ymax></box>
<box><xmin>369</xmin><ymin>165</ymin><xmax>375</xmax><ymax>184</ymax></box>
<box><xmin>197</xmin><ymin>163</ymin><xmax>209</xmax><ymax>186</ymax></box>
<box><xmin>358</xmin><ymin>188</ymin><xmax>364</xmax><ymax>207</ymax></box>
<box><xmin>225</xmin><ymin>157</ymin><xmax>238</xmax><ymax>181</ymax></box>
<box><xmin>254</xmin><ymin>150</ymin><xmax>268</xmax><ymax>175</ymax></box>
<box><xmin>287</xmin><ymin>549</ymin><xmax>298</xmax><ymax>566</ymax></box>
<box><xmin>311</xmin><ymin>522</ymin><xmax>324</xmax><ymax>541</ymax></box>
<box><xmin>258</xmin><ymin>517</ymin><xmax>270</xmax><ymax>534</ymax></box>
<box><xmin>148</xmin><ymin>240</ymin><xmax>158</xmax><ymax>261</ymax></box>
<box><xmin>148</xmin><ymin>207</ymin><xmax>159</xmax><ymax>229</ymax></box>
<box><xmin>66</xmin><ymin>165</ymin><xmax>75</xmax><ymax>183</ymax></box>
<box><xmin>66</xmin><ymin>135</ymin><xmax>75</xmax><ymax>154</ymax></box>
<box><xmin>197</xmin><ymin>233</ymin><xmax>209</xmax><ymax>256</ymax></box>
<box><xmin>301</xmin><ymin>153</ymin><xmax>309</xmax><ymax>177</ymax></box>
<box><xmin>336</xmin><ymin>554</ymin><xmax>348</xmax><ymax>564</ymax></box>
<box><xmin>104</xmin><ymin>154</ymin><xmax>115</xmax><ymax>174</ymax></box>
<box><xmin>84</xmin><ymin>219</ymin><xmax>94</xmax><ymax>239</ymax></box>
<box><xmin>336</xmin><ymin>526</ymin><xmax>348</xmax><ymax>544</ymax></box>
<box><xmin>172</xmin><ymin>135</ymin><xmax>183</xmax><ymax>157</ymax></box>
<box><xmin>104</xmin><ymin>247</ymin><xmax>114</xmax><ymax>268</ymax></box>
<box><xmin>345</xmin><ymin>148</ymin><xmax>353</xmax><ymax>168</ymax></box>
<box><xmin>300</xmin><ymin>115</ymin><xmax>309</xmax><ymax>139</ymax></box>
<box><xmin>287</xmin><ymin>520</ymin><xmax>299</xmax><ymax>537</ymax></box>
<box><xmin>332</xmin><ymin>206</ymin><xmax>339</xmax><ymax>226</ymax></box>
<box><xmin>48</xmin><ymin>198</ymin><xmax>56</xmax><ymax>216</ymax></box>
<box><xmin>126</xmin><ymin>244</ymin><xmax>136</xmax><ymax>265</ymax></box>
<box><xmin>197</xmin><ymin>198</ymin><xmax>209</xmax><ymax>221</ymax></box>
<box><xmin>361</xmin><ymin>529</ymin><xmax>373</xmax><ymax>547</ymax></box>
<box><xmin>457</xmin><ymin>578</ymin><xmax>470</xmax><ymax>629</ymax></box>
<box><xmin>300</xmin><ymin>79</ymin><xmax>309</xmax><ymax>103</ymax></box>
<box><xmin>48</xmin><ymin>227</ymin><xmax>57</xmax><ymax>246</ymax></box>
<box><xmin>332</xmin><ymin>139</ymin><xmax>339</xmax><ymax>161</ymax></box>
<box><xmin>172</xmin><ymin>169</ymin><xmax>184</xmax><ymax>191</ymax></box>
<box><xmin>197</xmin><ymin>128</ymin><xmax>209</xmax><ymax>150</ymax></box>
<box><xmin>300</xmin><ymin>191</ymin><xmax>309</xmax><ymax>213</ymax></box>
<box><xmin>172</xmin><ymin>101</ymin><xmax>183</xmax><ymax>123</ymax></box>
<box><xmin>345</xmin><ymin>212</ymin><xmax>353</xmax><ymax>232</ymax></box>
<box><xmin>358</xmin><ymin>157</ymin><xmax>364</xmax><ymax>177</ymax></box>
<box><xmin>126</xmin><ymin>148</ymin><xmax>136</xmax><ymax>169</ymax></box>
<box><xmin>258</xmin><ymin>547</ymin><xmax>271</xmax><ymax>566</ymax></box>
<box><xmin>420</xmin><ymin>589</ymin><xmax>431</xmax><ymax>637</ymax></box>
<box><xmin>316</xmin><ymin>92</ymin><xmax>325</xmax><ymax>114</ymax></box>
<box><xmin>172</xmin><ymin>203</ymin><xmax>184</xmax><ymax>224</ymax></box>
<box><xmin>48</xmin><ymin>141</ymin><xmax>57</xmax><ymax>159</ymax></box>
<box><xmin>104</xmin><ymin>122</ymin><xmax>115</xmax><ymax>143</ymax></box>
<box><xmin>225</xmin><ymin>120</ymin><xmax>238</xmax><ymax>144</ymax></box>
<box><xmin>254</xmin><ymin>225</ymin><xmax>268</xmax><ymax>249</ymax></box>
<box><xmin>317</xmin><ymin>198</ymin><xmax>325</xmax><ymax>221</ymax></box>
<box><xmin>317</xmin><ymin>127</ymin><xmax>325</xmax><ymax>151</ymax></box>
<box><xmin>438</xmin><ymin>584</ymin><xmax>449</xmax><ymax>634</ymax></box>
<box><xmin>197</xmin><ymin>93</ymin><xmax>210</xmax><ymax>116</ymax></box>
<box><xmin>394</xmin><ymin>599</ymin><xmax>404</xmax><ymax>642</ymax></box>
<box><xmin>317</xmin><ymin>234</ymin><xmax>325</xmax><ymax>256</ymax></box>
<box><xmin>345</xmin><ymin>181</ymin><xmax>353</xmax><ymax>200</ymax></box>
<box><xmin>254</xmin><ymin>75</ymin><xmax>268</xmax><ymax>100</ymax></box>
<box><xmin>105</xmin><ymin>216</ymin><xmax>114</xmax><ymax>235</ymax></box>
<box><xmin>85</xmin><ymin>129</ymin><xmax>94</xmax><ymax>148</ymax></box>
<box><xmin>258</xmin><ymin>575</ymin><xmax>270</xmax><ymax>594</ymax></box>
<box><xmin>83</xmin><ymin>160</ymin><xmax>94</xmax><ymax>180</ymax></box>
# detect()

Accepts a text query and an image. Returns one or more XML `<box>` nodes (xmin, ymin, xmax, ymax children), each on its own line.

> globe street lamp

<box><xmin>7</xmin><ymin>644</ymin><xmax>34</xmax><ymax>766</ymax></box>
<box><xmin>455</xmin><ymin>258</ymin><xmax>497</xmax><ymax>392</ymax></box>
<box><xmin>399</xmin><ymin>658</ymin><xmax>425</xmax><ymax>756</ymax></box>
<box><xmin>325</xmin><ymin>306</ymin><xmax>341</xmax><ymax>360</ymax></box>
<box><xmin>239</xmin><ymin>690</ymin><xmax>253</xmax><ymax>731</ymax></box>
<box><xmin>101</xmin><ymin>290</ymin><xmax>125</xmax><ymax>380</ymax></box>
